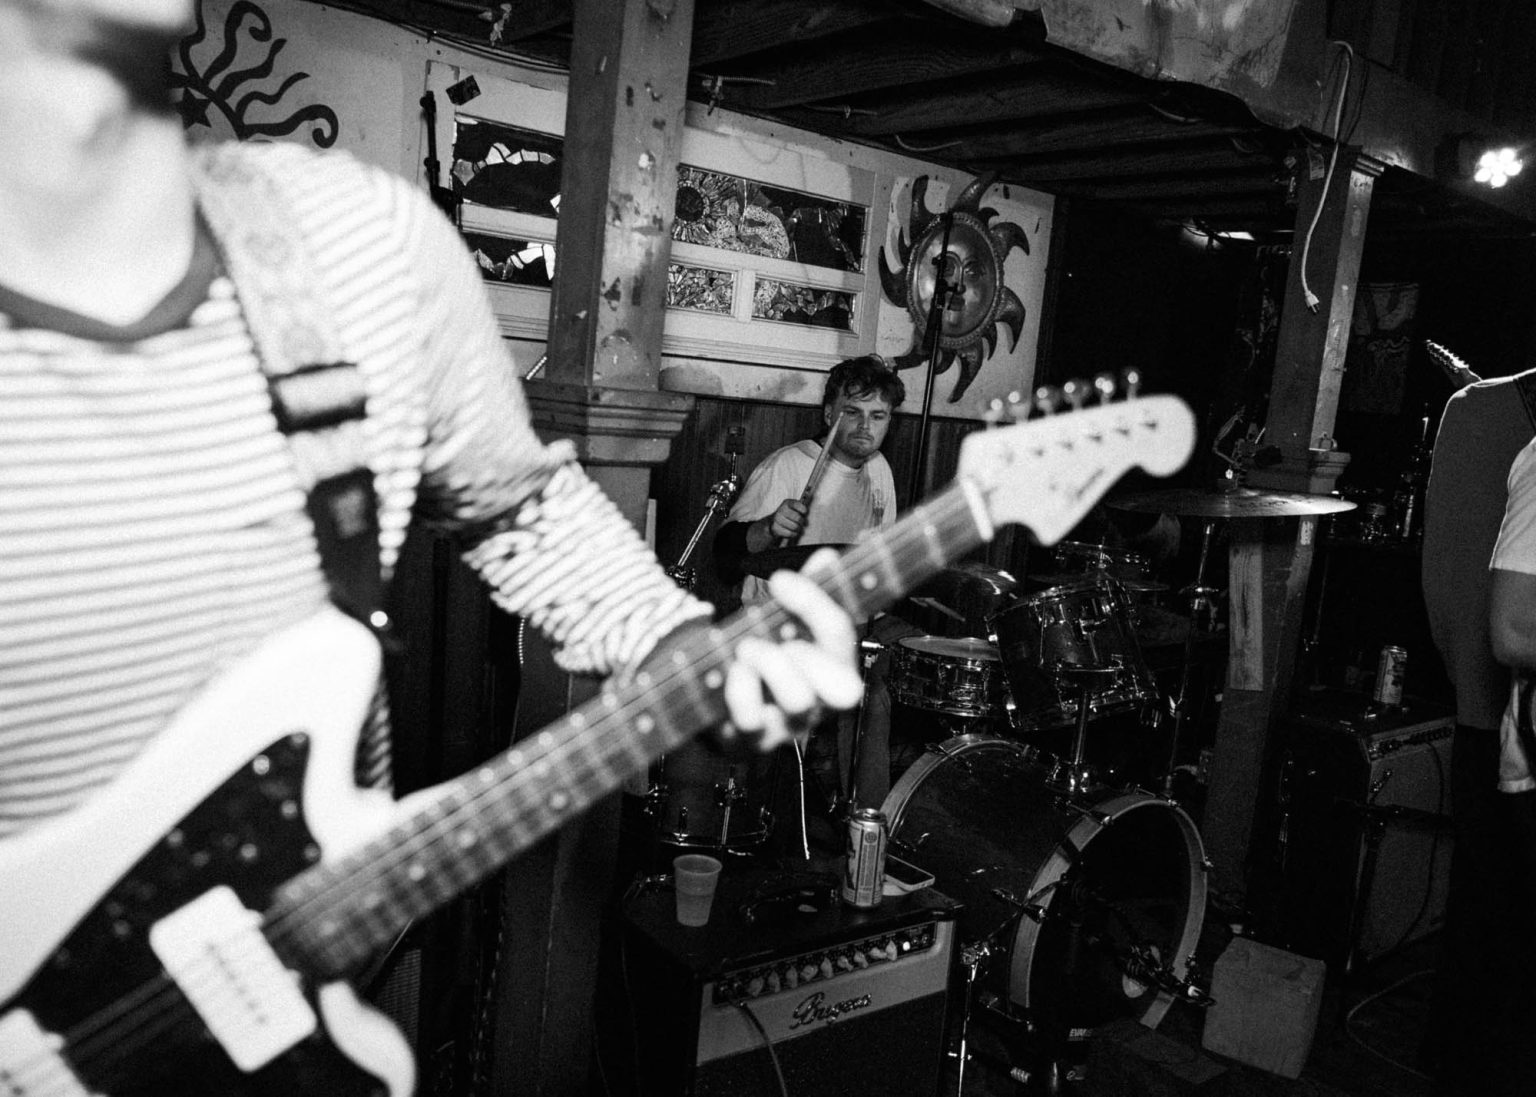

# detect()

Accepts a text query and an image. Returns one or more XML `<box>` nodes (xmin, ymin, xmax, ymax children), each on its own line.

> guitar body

<box><xmin>0</xmin><ymin>608</ymin><xmax>413</xmax><ymax>1097</ymax></box>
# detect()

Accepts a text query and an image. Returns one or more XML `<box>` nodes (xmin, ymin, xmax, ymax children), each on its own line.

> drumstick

<box><xmin>775</xmin><ymin>417</ymin><xmax>840</xmax><ymax>548</ymax></box>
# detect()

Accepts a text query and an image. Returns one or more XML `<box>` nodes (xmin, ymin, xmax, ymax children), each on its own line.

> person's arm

<box><xmin>390</xmin><ymin>176</ymin><xmax>857</xmax><ymax>738</ymax></box>
<box><xmin>1489</xmin><ymin>438</ymin><xmax>1536</xmax><ymax>670</ymax></box>
<box><xmin>1490</xmin><ymin>568</ymin><xmax>1536</xmax><ymax>669</ymax></box>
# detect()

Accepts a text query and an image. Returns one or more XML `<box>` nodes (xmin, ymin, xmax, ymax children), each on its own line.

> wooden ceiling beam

<box><xmin>945</xmin><ymin>112</ymin><xmax>1258</xmax><ymax>159</ymax></box>
<box><xmin>690</xmin><ymin>0</ymin><xmax>895</xmax><ymax>66</ymax></box>
<box><xmin>717</xmin><ymin>39</ymin><xmax>1042</xmax><ymax>111</ymax></box>
<box><xmin>1115</xmin><ymin>193</ymin><xmax>1288</xmax><ymax>222</ymax></box>
<box><xmin>777</xmin><ymin>68</ymin><xmax>1148</xmax><ymax>137</ymax></box>
<box><xmin>1058</xmin><ymin>168</ymin><xmax>1284</xmax><ymax>203</ymax></box>
<box><xmin>982</xmin><ymin>142</ymin><xmax>1278</xmax><ymax>184</ymax></box>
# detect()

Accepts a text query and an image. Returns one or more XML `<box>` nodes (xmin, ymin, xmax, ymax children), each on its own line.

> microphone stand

<box><xmin>906</xmin><ymin>211</ymin><xmax>955</xmax><ymax>506</ymax></box>
<box><xmin>418</xmin><ymin>92</ymin><xmax>460</xmax><ymax>223</ymax></box>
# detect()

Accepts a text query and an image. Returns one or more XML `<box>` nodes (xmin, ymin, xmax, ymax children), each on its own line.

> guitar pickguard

<box><xmin>7</xmin><ymin>735</ymin><xmax>385</xmax><ymax>1097</ymax></box>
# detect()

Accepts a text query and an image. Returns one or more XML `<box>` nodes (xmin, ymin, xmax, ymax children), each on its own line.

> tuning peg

<box><xmin>984</xmin><ymin>397</ymin><xmax>1009</xmax><ymax>427</ymax></box>
<box><xmin>1094</xmin><ymin>373</ymin><xmax>1117</xmax><ymax>403</ymax></box>
<box><xmin>1121</xmin><ymin>368</ymin><xmax>1142</xmax><ymax>397</ymax></box>
<box><xmin>1034</xmin><ymin>385</ymin><xmax>1062</xmax><ymax>416</ymax></box>
<box><xmin>1005</xmin><ymin>390</ymin><xmax>1027</xmax><ymax>422</ymax></box>
<box><xmin>1062</xmin><ymin>379</ymin><xmax>1088</xmax><ymax>411</ymax></box>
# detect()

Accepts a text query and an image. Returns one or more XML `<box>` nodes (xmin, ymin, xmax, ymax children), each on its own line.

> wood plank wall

<box><xmin>651</xmin><ymin>392</ymin><xmax>1026</xmax><ymax>616</ymax></box>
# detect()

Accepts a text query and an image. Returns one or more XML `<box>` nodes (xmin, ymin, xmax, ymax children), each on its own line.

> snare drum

<box><xmin>990</xmin><ymin>578</ymin><xmax>1156</xmax><ymax>731</ymax></box>
<box><xmin>882</xmin><ymin>735</ymin><xmax>1207</xmax><ymax>1033</ymax></box>
<box><xmin>888</xmin><ymin>636</ymin><xmax>1010</xmax><ymax>718</ymax></box>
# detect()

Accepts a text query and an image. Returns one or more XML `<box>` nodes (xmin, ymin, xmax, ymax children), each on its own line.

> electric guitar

<box><xmin>0</xmin><ymin>391</ymin><xmax>1195</xmax><ymax>1096</ymax></box>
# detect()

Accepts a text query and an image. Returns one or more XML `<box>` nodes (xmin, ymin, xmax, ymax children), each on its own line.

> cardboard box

<box><xmin>1201</xmin><ymin>937</ymin><xmax>1326</xmax><ymax>1079</ymax></box>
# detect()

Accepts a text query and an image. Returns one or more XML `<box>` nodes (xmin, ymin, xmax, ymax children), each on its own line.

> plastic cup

<box><xmin>673</xmin><ymin>854</ymin><xmax>723</xmax><ymax>926</ymax></box>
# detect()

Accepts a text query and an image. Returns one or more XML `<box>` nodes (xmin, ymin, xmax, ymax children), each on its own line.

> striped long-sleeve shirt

<box><xmin>0</xmin><ymin>141</ymin><xmax>708</xmax><ymax>838</ymax></box>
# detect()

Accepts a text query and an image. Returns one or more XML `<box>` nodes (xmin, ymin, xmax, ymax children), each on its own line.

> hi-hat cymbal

<box><xmin>1110</xmin><ymin>486</ymin><xmax>1357</xmax><ymax>518</ymax></box>
<box><xmin>738</xmin><ymin>544</ymin><xmax>851</xmax><ymax>578</ymax></box>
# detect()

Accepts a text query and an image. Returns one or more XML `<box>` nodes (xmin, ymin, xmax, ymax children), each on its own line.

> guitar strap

<box><xmin>188</xmin><ymin>149</ymin><xmax>387</xmax><ymax>634</ymax></box>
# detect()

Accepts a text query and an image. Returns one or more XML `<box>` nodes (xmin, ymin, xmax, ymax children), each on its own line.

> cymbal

<box><xmin>904</xmin><ymin>564</ymin><xmax>1019</xmax><ymax>623</ymax></box>
<box><xmin>1110</xmin><ymin>486</ymin><xmax>1357</xmax><ymax>518</ymax></box>
<box><xmin>738</xmin><ymin>544</ymin><xmax>851</xmax><ymax>578</ymax></box>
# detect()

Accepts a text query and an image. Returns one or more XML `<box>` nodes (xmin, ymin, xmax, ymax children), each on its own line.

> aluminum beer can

<box><xmin>841</xmin><ymin>807</ymin><xmax>887</xmax><ymax>909</ymax></box>
<box><xmin>1374</xmin><ymin>645</ymin><xmax>1407</xmax><ymax>707</ymax></box>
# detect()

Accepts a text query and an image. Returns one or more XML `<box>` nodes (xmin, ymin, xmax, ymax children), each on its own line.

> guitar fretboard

<box><xmin>265</xmin><ymin>479</ymin><xmax>989</xmax><ymax>976</ymax></box>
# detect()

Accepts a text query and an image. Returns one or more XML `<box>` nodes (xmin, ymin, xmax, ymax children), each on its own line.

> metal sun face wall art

<box><xmin>879</xmin><ymin>172</ymin><xmax>1031</xmax><ymax>403</ymax></box>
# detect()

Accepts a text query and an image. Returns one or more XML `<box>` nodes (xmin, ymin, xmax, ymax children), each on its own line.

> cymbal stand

<box><xmin>840</xmin><ymin>635</ymin><xmax>885</xmax><ymax>816</ymax></box>
<box><xmin>950</xmin><ymin>940</ymin><xmax>989</xmax><ymax>1096</ymax></box>
<box><xmin>1048</xmin><ymin>666</ymin><xmax>1117</xmax><ymax>795</ymax></box>
<box><xmin>667</xmin><ymin>462</ymin><xmax>740</xmax><ymax>590</ymax></box>
<box><xmin>1163</xmin><ymin>519</ymin><xmax>1218</xmax><ymax>797</ymax></box>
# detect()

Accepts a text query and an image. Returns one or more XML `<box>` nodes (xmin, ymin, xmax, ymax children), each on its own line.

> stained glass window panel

<box><xmin>673</xmin><ymin>166</ymin><xmax>866</xmax><ymax>273</ymax></box>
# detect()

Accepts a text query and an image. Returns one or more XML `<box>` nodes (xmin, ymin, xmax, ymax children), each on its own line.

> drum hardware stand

<box><xmin>1162</xmin><ymin>517</ymin><xmax>1219</xmax><ymax>798</ymax></box>
<box><xmin>1046</xmin><ymin>665</ymin><xmax>1119</xmax><ymax>795</ymax></box>
<box><xmin>836</xmin><ymin>635</ymin><xmax>886</xmax><ymax>818</ymax></box>
<box><xmin>949</xmin><ymin>938</ymin><xmax>995</xmax><ymax>1096</ymax></box>
<box><xmin>713</xmin><ymin>769</ymin><xmax>747</xmax><ymax>849</ymax></box>
<box><xmin>666</xmin><ymin>460</ymin><xmax>740</xmax><ymax>590</ymax></box>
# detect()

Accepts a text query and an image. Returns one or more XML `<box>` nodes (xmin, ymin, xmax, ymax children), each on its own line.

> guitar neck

<box><xmin>267</xmin><ymin>480</ymin><xmax>988</xmax><ymax>977</ymax></box>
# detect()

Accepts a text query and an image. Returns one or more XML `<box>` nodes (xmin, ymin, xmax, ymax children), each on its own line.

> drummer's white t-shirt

<box><xmin>729</xmin><ymin>438</ymin><xmax>896</xmax><ymax>606</ymax></box>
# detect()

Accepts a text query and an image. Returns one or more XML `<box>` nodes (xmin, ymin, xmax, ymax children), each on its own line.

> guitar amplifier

<box><xmin>1278</xmin><ymin>690</ymin><xmax>1454</xmax><ymax>968</ymax></box>
<box><xmin>616</xmin><ymin>867</ymin><xmax>960</xmax><ymax>1097</ymax></box>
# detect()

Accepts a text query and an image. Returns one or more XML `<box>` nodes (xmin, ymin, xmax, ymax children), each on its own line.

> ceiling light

<box><xmin>1473</xmin><ymin>146</ymin><xmax>1523</xmax><ymax>188</ymax></box>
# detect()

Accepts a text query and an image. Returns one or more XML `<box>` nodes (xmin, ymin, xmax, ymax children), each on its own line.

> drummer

<box><xmin>714</xmin><ymin>355</ymin><xmax>919</xmax><ymax>812</ymax></box>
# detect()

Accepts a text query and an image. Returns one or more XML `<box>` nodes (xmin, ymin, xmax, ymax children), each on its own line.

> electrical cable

<box><xmin>733</xmin><ymin>1001</ymin><xmax>791</xmax><ymax>1097</ymax></box>
<box><xmin>893</xmin><ymin>133</ymin><xmax>964</xmax><ymax>153</ymax></box>
<box><xmin>1342</xmin><ymin>967</ymin><xmax>1434</xmax><ymax>1080</ymax></box>
<box><xmin>1377</xmin><ymin>740</ymin><xmax>1448</xmax><ymax>960</ymax></box>
<box><xmin>1299</xmin><ymin>40</ymin><xmax>1355</xmax><ymax>312</ymax></box>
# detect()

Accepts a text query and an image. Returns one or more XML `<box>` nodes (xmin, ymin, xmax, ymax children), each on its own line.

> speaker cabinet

<box><xmin>1279</xmin><ymin>691</ymin><xmax>1453</xmax><ymax>968</ymax></box>
<box><xmin>617</xmin><ymin>869</ymin><xmax>959</xmax><ymax>1097</ymax></box>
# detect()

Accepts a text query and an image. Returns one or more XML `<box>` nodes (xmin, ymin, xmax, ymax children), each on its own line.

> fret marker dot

<box><xmin>549</xmin><ymin>791</ymin><xmax>570</xmax><ymax>812</ymax></box>
<box><xmin>569</xmin><ymin>712</ymin><xmax>586</xmax><ymax>728</ymax></box>
<box><xmin>457</xmin><ymin>830</ymin><xmax>477</xmax><ymax>849</ymax></box>
<box><xmin>637</xmin><ymin>714</ymin><xmax>655</xmax><ymax>733</ymax></box>
<box><xmin>408</xmin><ymin>863</ymin><xmax>427</xmax><ymax>882</ymax></box>
<box><xmin>479</xmin><ymin>766</ymin><xmax>497</xmax><ymax>785</ymax></box>
<box><xmin>859</xmin><ymin>573</ymin><xmax>877</xmax><ymax>590</ymax></box>
<box><xmin>704</xmin><ymin>670</ymin><xmax>723</xmax><ymax>689</ymax></box>
<box><xmin>538</xmin><ymin>732</ymin><xmax>555</xmax><ymax>750</ymax></box>
<box><xmin>709</xmin><ymin>629</ymin><xmax>724</xmax><ymax>644</ymax></box>
<box><xmin>509</xmin><ymin>751</ymin><xmax>524</xmax><ymax>768</ymax></box>
<box><xmin>672</xmin><ymin>650</ymin><xmax>687</xmax><ymax>666</ymax></box>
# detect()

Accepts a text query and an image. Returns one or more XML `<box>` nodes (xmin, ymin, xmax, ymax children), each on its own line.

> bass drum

<box><xmin>881</xmin><ymin>735</ymin><xmax>1207</xmax><ymax>1033</ymax></box>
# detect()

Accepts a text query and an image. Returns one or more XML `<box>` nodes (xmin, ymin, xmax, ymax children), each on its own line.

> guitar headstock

<box><xmin>960</xmin><ymin>374</ymin><xmax>1195</xmax><ymax>544</ymax></box>
<box><xmin>1424</xmin><ymin>340</ymin><xmax>1480</xmax><ymax>390</ymax></box>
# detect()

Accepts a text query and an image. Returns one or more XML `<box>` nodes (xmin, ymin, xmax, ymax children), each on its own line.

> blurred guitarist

<box><xmin>0</xmin><ymin>0</ymin><xmax>860</xmax><ymax>1085</ymax></box>
<box><xmin>1421</xmin><ymin>340</ymin><xmax>1536</xmax><ymax>1095</ymax></box>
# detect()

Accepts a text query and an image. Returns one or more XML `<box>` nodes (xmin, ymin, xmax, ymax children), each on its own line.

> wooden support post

<box><xmin>1202</xmin><ymin>148</ymin><xmax>1379</xmax><ymax>902</ymax></box>
<box><xmin>490</xmin><ymin>1</ymin><xmax>698</xmax><ymax>1094</ymax></box>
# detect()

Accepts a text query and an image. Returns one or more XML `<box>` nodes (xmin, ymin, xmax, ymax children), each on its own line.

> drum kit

<box><xmin>635</xmin><ymin>481</ymin><xmax>1354</xmax><ymax>1089</ymax></box>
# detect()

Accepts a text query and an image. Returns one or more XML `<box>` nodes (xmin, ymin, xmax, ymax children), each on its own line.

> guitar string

<box><xmin>20</xmin><ymin>394</ymin><xmax>1160</xmax><ymax>1085</ymax></box>
<box><xmin>19</xmin><ymin>487</ymin><xmax>983</xmax><ymax>1088</ymax></box>
<box><xmin>14</xmin><ymin>411</ymin><xmax>1158</xmax><ymax>1090</ymax></box>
